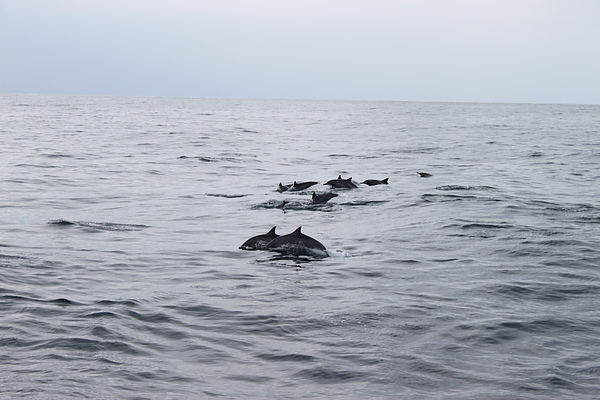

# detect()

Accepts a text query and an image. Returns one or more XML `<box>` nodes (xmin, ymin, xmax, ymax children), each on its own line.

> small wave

<box><xmin>422</xmin><ymin>194</ymin><xmax>477</xmax><ymax>202</ymax></box>
<box><xmin>178</xmin><ymin>155</ymin><xmax>221</xmax><ymax>162</ymax></box>
<box><xmin>80</xmin><ymin>311</ymin><xmax>120</xmax><ymax>319</ymax></box>
<box><xmin>162</xmin><ymin>303</ymin><xmax>241</xmax><ymax>319</ymax></box>
<box><xmin>0</xmin><ymin>253</ymin><xmax>26</xmax><ymax>261</ymax></box>
<box><xmin>48</xmin><ymin>220</ymin><xmax>149</xmax><ymax>231</ymax></box>
<box><xmin>480</xmin><ymin>123</ymin><xmax>510</xmax><ymax>128</ymax></box>
<box><xmin>517</xmin><ymin>201</ymin><xmax>600</xmax><ymax>224</ymax></box>
<box><xmin>328</xmin><ymin>154</ymin><xmax>352</xmax><ymax>157</ymax></box>
<box><xmin>41</xmin><ymin>153</ymin><xmax>74</xmax><ymax>158</ymax></box>
<box><xmin>31</xmin><ymin>337</ymin><xmax>144</xmax><ymax>355</ymax></box>
<box><xmin>340</xmin><ymin>200</ymin><xmax>389</xmax><ymax>207</ymax></box>
<box><xmin>235</xmin><ymin>127</ymin><xmax>259</xmax><ymax>133</ymax></box>
<box><xmin>453</xmin><ymin>316</ymin><xmax>590</xmax><ymax>347</ymax></box>
<box><xmin>124</xmin><ymin>309</ymin><xmax>175</xmax><ymax>324</ymax></box>
<box><xmin>493</xmin><ymin>282</ymin><xmax>600</xmax><ymax>301</ymax></box>
<box><xmin>461</xmin><ymin>223</ymin><xmax>513</xmax><ymax>230</ymax></box>
<box><xmin>387</xmin><ymin>147</ymin><xmax>440</xmax><ymax>155</ymax></box>
<box><xmin>15</xmin><ymin>163</ymin><xmax>58</xmax><ymax>169</ymax></box>
<box><xmin>206</xmin><ymin>193</ymin><xmax>249</xmax><ymax>198</ymax></box>
<box><xmin>0</xmin><ymin>294</ymin><xmax>79</xmax><ymax>306</ymax></box>
<box><xmin>256</xmin><ymin>352</ymin><xmax>316</xmax><ymax>362</ymax></box>
<box><xmin>422</xmin><ymin>193</ymin><xmax>503</xmax><ymax>203</ymax></box>
<box><xmin>179</xmin><ymin>154</ymin><xmax>256</xmax><ymax>163</ymax></box>
<box><xmin>95</xmin><ymin>299</ymin><xmax>140</xmax><ymax>307</ymax></box>
<box><xmin>577</xmin><ymin>215</ymin><xmax>600</xmax><ymax>223</ymax></box>
<box><xmin>544</xmin><ymin>203</ymin><xmax>598</xmax><ymax>214</ymax></box>
<box><xmin>294</xmin><ymin>366</ymin><xmax>369</xmax><ymax>383</ymax></box>
<box><xmin>224</xmin><ymin>374</ymin><xmax>273</xmax><ymax>383</ymax></box>
<box><xmin>435</xmin><ymin>185</ymin><xmax>497</xmax><ymax>191</ymax></box>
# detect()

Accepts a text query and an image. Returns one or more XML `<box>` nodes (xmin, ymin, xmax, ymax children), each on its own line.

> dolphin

<box><xmin>277</xmin><ymin>181</ymin><xmax>318</xmax><ymax>192</ymax></box>
<box><xmin>324</xmin><ymin>175</ymin><xmax>358</xmax><ymax>189</ymax></box>
<box><xmin>290</xmin><ymin>181</ymin><xmax>318</xmax><ymax>191</ymax></box>
<box><xmin>266</xmin><ymin>227</ymin><xmax>328</xmax><ymax>257</ymax></box>
<box><xmin>417</xmin><ymin>171</ymin><xmax>432</xmax><ymax>177</ymax></box>
<box><xmin>240</xmin><ymin>226</ymin><xmax>280</xmax><ymax>250</ymax></box>
<box><xmin>311</xmin><ymin>191</ymin><xmax>338</xmax><ymax>204</ymax></box>
<box><xmin>277</xmin><ymin>182</ymin><xmax>292</xmax><ymax>192</ymax></box>
<box><xmin>361</xmin><ymin>178</ymin><xmax>389</xmax><ymax>186</ymax></box>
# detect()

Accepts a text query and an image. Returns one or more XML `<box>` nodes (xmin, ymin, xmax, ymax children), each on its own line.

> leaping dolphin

<box><xmin>324</xmin><ymin>175</ymin><xmax>358</xmax><ymax>189</ymax></box>
<box><xmin>266</xmin><ymin>227</ymin><xmax>328</xmax><ymax>257</ymax></box>
<box><xmin>240</xmin><ymin>226</ymin><xmax>280</xmax><ymax>250</ymax></box>
<box><xmin>361</xmin><ymin>178</ymin><xmax>389</xmax><ymax>186</ymax></box>
<box><xmin>290</xmin><ymin>181</ymin><xmax>318</xmax><ymax>191</ymax></box>
<box><xmin>311</xmin><ymin>192</ymin><xmax>338</xmax><ymax>204</ymax></box>
<box><xmin>277</xmin><ymin>181</ymin><xmax>318</xmax><ymax>192</ymax></box>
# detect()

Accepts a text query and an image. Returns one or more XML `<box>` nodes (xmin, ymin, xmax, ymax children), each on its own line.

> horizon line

<box><xmin>1</xmin><ymin>91</ymin><xmax>598</xmax><ymax>107</ymax></box>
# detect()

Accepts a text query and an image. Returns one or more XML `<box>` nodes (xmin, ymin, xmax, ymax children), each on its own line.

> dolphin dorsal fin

<box><xmin>382</xmin><ymin>178</ymin><xmax>389</xmax><ymax>184</ymax></box>
<box><xmin>292</xmin><ymin>227</ymin><xmax>302</xmax><ymax>235</ymax></box>
<box><xmin>268</xmin><ymin>226</ymin><xmax>277</xmax><ymax>235</ymax></box>
<box><xmin>337</xmin><ymin>175</ymin><xmax>342</xmax><ymax>179</ymax></box>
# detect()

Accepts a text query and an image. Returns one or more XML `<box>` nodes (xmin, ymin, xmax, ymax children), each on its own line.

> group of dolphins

<box><xmin>278</xmin><ymin>175</ymin><xmax>389</xmax><ymax>205</ymax></box>
<box><xmin>240</xmin><ymin>226</ymin><xmax>328</xmax><ymax>258</ymax></box>
<box><xmin>280</xmin><ymin>175</ymin><xmax>390</xmax><ymax>190</ymax></box>
<box><xmin>240</xmin><ymin>174</ymin><xmax>389</xmax><ymax>258</ymax></box>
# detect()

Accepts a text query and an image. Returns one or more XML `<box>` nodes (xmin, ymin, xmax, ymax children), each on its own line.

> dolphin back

<box><xmin>324</xmin><ymin>175</ymin><xmax>358</xmax><ymax>189</ymax></box>
<box><xmin>266</xmin><ymin>227</ymin><xmax>327</xmax><ymax>257</ymax></box>
<box><xmin>240</xmin><ymin>226</ymin><xmax>279</xmax><ymax>250</ymax></box>
<box><xmin>311</xmin><ymin>192</ymin><xmax>338</xmax><ymax>204</ymax></box>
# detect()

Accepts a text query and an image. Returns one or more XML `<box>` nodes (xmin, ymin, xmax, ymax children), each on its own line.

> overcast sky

<box><xmin>1</xmin><ymin>0</ymin><xmax>599</xmax><ymax>104</ymax></box>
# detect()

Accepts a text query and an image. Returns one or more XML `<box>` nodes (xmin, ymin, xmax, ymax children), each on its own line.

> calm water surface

<box><xmin>1</xmin><ymin>95</ymin><xmax>599</xmax><ymax>399</ymax></box>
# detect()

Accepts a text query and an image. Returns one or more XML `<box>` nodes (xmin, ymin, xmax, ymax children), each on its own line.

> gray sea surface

<box><xmin>1</xmin><ymin>94</ymin><xmax>599</xmax><ymax>399</ymax></box>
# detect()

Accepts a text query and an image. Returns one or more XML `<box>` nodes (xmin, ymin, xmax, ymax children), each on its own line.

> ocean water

<box><xmin>1</xmin><ymin>94</ymin><xmax>599</xmax><ymax>399</ymax></box>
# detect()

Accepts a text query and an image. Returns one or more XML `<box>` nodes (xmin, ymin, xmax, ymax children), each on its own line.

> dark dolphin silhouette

<box><xmin>417</xmin><ymin>171</ymin><xmax>432</xmax><ymax>177</ymax></box>
<box><xmin>311</xmin><ymin>192</ymin><xmax>338</xmax><ymax>204</ymax></box>
<box><xmin>277</xmin><ymin>181</ymin><xmax>318</xmax><ymax>192</ymax></box>
<box><xmin>324</xmin><ymin>175</ymin><xmax>358</xmax><ymax>189</ymax></box>
<box><xmin>290</xmin><ymin>181</ymin><xmax>318</xmax><ymax>191</ymax></box>
<box><xmin>240</xmin><ymin>226</ymin><xmax>279</xmax><ymax>250</ymax></box>
<box><xmin>266</xmin><ymin>227</ymin><xmax>327</xmax><ymax>257</ymax></box>
<box><xmin>361</xmin><ymin>178</ymin><xmax>389</xmax><ymax>186</ymax></box>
